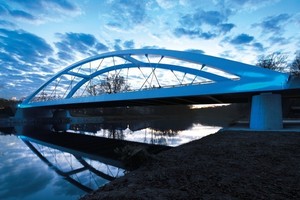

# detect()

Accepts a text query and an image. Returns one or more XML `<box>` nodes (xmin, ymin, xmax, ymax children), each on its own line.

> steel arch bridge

<box><xmin>17</xmin><ymin>49</ymin><xmax>300</xmax><ymax>130</ymax></box>
<box><xmin>19</xmin><ymin>49</ymin><xmax>293</xmax><ymax>109</ymax></box>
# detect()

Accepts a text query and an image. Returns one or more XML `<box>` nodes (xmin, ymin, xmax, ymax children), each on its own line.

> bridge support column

<box><xmin>250</xmin><ymin>93</ymin><xmax>283</xmax><ymax>130</ymax></box>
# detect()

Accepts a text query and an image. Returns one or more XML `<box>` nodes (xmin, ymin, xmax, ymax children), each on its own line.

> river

<box><xmin>0</xmin><ymin>104</ymin><xmax>242</xmax><ymax>200</ymax></box>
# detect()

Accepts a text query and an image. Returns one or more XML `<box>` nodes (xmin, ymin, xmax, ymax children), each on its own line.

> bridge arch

<box><xmin>22</xmin><ymin>49</ymin><xmax>287</xmax><ymax>105</ymax></box>
<box><xmin>17</xmin><ymin>49</ymin><xmax>298</xmax><ymax>130</ymax></box>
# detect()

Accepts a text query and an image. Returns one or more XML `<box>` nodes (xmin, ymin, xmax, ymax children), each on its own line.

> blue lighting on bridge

<box><xmin>19</xmin><ymin>49</ymin><xmax>295</xmax><ymax>109</ymax></box>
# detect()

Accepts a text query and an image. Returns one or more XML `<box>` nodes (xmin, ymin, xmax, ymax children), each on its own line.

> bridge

<box><xmin>17</xmin><ymin>49</ymin><xmax>300</xmax><ymax>130</ymax></box>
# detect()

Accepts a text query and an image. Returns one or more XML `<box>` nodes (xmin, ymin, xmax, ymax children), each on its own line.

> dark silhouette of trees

<box><xmin>87</xmin><ymin>75</ymin><xmax>130</xmax><ymax>96</ymax></box>
<box><xmin>256</xmin><ymin>51</ymin><xmax>300</xmax><ymax>75</ymax></box>
<box><xmin>291</xmin><ymin>52</ymin><xmax>300</xmax><ymax>75</ymax></box>
<box><xmin>87</xmin><ymin>85</ymin><xmax>98</xmax><ymax>96</ymax></box>
<box><xmin>100</xmin><ymin>75</ymin><xmax>129</xmax><ymax>94</ymax></box>
<box><xmin>256</xmin><ymin>52</ymin><xmax>288</xmax><ymax>72</ymax></box>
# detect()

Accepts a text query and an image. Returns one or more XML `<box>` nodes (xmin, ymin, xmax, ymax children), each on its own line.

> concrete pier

<box><xmin>250</xmin><ymin>93</ymin><xmax>283</xmax><ymax>130</ymax></box>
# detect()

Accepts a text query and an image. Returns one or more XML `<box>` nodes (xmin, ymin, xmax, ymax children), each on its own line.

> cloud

<box><xmin>0</xmin><ymin>1</ymin><xmax>37</xmax><ymax>22</ymax></box>
<box><xmin>123</xmin><ymin>40</ymin><xmax>135</xmax><ymax>49</ymax></box>
<box><xmin>252</xmin><ymin>42</ymin><xmax>264</xmax><ymax>51</ymax></box>
<box><xmin>0</xmin><ymin>75</ymin><xmax>44</xmax><ymax>98</ymax></box>
<box><xmin>0</xmin><ymin>28</ymin><xmax>53</xmax><ymax>66</ymax></box>
<box><xmin>174</xmin><ymin>28</ymin><xmax>200</xmax><ymax>38</ymax></box>
<box><xmin>9</xmin><ymin>0</ymin><xmax>76</xmax><ymax>10</ymax></box>
<box><xmin>0</xmin><ymin>136</ymin><xmax>54</xmax><ymax>199</ymax></box>
<box><xmin>55</xmin><ymin>32</ymin><xmax>109</xmax><ymax>61</ymax></box>
<box><xmin>196</xmin><ymin>10</ymin><xmax>227</xmax><ymax>26</ymax></box>
<box><xmin>230</xmin><ymin>33</ymin><xmax>254</xmax><ymax>44</ymax></box>
<box><xmin>215</xmin><ymin>0</ymin><xmax>279</xmax><ymax>12</ymax></box>
<box><xmin>174</xmin><ymin>28</ymin><xmax>220</xmax><ymax>40</ymax></box>
<box><xmin>0</xmin><ymin>3</ymin><xmax>9</xmax><ymax>16</ymax></box>
<box><xmin>268</xmin><ymin>36</ymin><xmax>290</xmax><ymax>45</ymax></box>
<box><xmin>0</xmin><ymin>19</ymin><xmax>16</xmax><ymax>28</ymax></box>
<box><xmin>0</xmin><ymin>0</ymin><xmax>81</xmax><ymax>24</ymax></box>
<box><xmin>113</xmin><ymin>39</ymin><xmax>122</xmax><ymax>51</ymax></box>
<box><xmin>219</xmin><ymin>50</ymin><xmax>234</xmax><ymax>59</ymax></box>
<box><xmin>0</xmin><ymin>28</ymin><xmax>57</xmax><ymax>98</ymax></box>
<box><xmin>224</xmin><ymin>33</ymin><xmax>264</xmax><ymax>52</ymax></box>
<box><xmin>156</xmin><ymin>0</ymin><xmax>178</xmax><ymax>8</ymax></box>
<box><xmin>219</xmin><ymin>23</ymin><xmax>235</xmax><ymax>33</ymax></box>
<box><xmin>185</xmin><ymin>49</ymin><xmax>205</xmax><ymax>54</ymax></box>
<box><xmin>110</xmin><ymin>39</ymin><xmax>136</xmax><ymax>51</ymax></box>
<box><xmin>141</xmin><ymin>45</ymin><xmax>162</xmax><ymax>49</ymax></box>
<box><xmin>57</xmin><ymin>51</ymin><xmax>74</xmax><ymax>62</ymax></box>
<box><xmin>0</xmin><ymin>52</ymin><xmax>18</xmax><ymax>64</ymax></box>
<box><xmin>0</xmin><ymin>28</ymin><xmax>53</xmax><ymax>64</ymax></box>
<box><xmin>173</xmin><ymin>8</ymin><xmax>234</xmax><ymax>39</ymax></box>
<box><xmin>96</xmin><ymin>43</ymin><xmax>109</xmax><ymax>51</ymax></box>
<box><xmin>9</xmin><ymin>9</ymin><xmax>36</xmax><ymax>20</ymax></box>
<box><xmin>10</xmin><ymin>0</ymin><xmax>78</xmax><ymax>12</ymax></box>
<box><xmin>254</xmin><ymin>13</ymin><xmax>291</xmax><ymax>34</ymax></box>
<box><xmin>105</xmin><ymin>0</ymin><xmax>149</xmax><ymax>29</ymax></box>
<box><xmin>0</xmin><ymin>70</ymin><xmax>52</xmax><ymax>98</ymax></box>
<box><xmin>46</xmin><ymin>0</ymin><xmax>77</xmax><ymax>11</ymax></box>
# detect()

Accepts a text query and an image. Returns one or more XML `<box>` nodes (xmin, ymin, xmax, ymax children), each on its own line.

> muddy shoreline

<box><xmin>81</xmin><ymin>129</ymin><xmax>300</xmax><ymax>199</ymax></box>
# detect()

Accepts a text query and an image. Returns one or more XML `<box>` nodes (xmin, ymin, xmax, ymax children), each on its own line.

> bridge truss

<box><xmin>18</xmin><ymin>49</ymin><xmax>300</xmax><ymax>130</ymax></box>
<box><xmin>20</xmin><ymin>49</ymin><xmax>289</xmax><ymax>108</ymax></box>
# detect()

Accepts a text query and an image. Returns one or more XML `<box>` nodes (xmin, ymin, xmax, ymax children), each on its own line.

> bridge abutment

<box><xmin>250</xmin><ymin>93</ymin><xmax>283</xmax><ymax>130</ymax></box>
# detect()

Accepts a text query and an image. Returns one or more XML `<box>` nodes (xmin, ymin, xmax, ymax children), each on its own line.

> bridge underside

<box><xmin>16</xmin><ymin>88</ymin><xmax>300</xmax><ymax>131</ymax></box>
<box><xmin>19</xmin><ymin>88</ymin><xmax>300</xmax><ymax>109</ymax></box>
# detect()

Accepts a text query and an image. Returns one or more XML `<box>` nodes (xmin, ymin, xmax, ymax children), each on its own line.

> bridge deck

<box><xmin>20</xmin><ymin>87</ymin><xmax>300</xmax><ymax>109</ymax></box>
<box><xmin>20</xmin><ymin>49</ymin><xmax>300</xmax><ymax>110</ymax></box>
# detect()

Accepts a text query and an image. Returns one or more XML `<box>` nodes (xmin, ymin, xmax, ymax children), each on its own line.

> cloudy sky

<box><xmin>0</xmin><ymin>0</ymin><xmax>299</xmax><ymax>99</ymax></box>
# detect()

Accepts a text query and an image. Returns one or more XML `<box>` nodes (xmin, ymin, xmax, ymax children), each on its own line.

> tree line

<box><xmin>256</xmin><ymin>51</ymin><xmax>300</xmax><ymax>75</ymax></box>
<box><xmin>87</xmin><ymin>74</ymin><xmax>130</xmax><ymax>96</ymax></box>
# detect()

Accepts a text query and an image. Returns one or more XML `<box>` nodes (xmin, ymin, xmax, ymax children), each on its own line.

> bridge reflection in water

<box><xmin>19</xmin><ymin>133</ymin><xmax>125</xmax><ymax>193</ymax></box>
<box><xmin>1</xmin><ymin>104</ymin><xmax>241</xmax><ymax>197</ymax></box>
<box><xmin>21</xmin><ymin>136</ymin><xmax>123</xmax><ymax>193</ymax></box>
<box><xmin>16</xmin><ymin>124</ymin><xmax>171</xmax><ymax>193</ymax></box>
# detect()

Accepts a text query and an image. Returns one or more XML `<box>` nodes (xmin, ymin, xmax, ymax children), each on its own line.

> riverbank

<box><xmin>81</xmin><ymin>129</ymin><xmax>300</xmax><ymax>199</ymax></box>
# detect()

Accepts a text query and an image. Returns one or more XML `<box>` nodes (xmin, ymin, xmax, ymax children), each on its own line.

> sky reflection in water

<box><xmin>0</xmin><ymin>104</ymin><xmax>240</xmax><ymax>199</ymax></box>
<box><xmin>0</xmin><ymin>135</ymin><xmax>84</xmax><ymax>200</ymax></box>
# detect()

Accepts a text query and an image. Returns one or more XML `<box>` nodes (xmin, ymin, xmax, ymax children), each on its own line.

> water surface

<box><xmin>0</xmin><ymin>104</ymin><xmax>241</xmax><ymax>199</ymax></box>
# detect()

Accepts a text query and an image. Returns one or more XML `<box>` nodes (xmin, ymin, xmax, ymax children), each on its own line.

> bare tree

<box><xmin>100</xmin><ymin>74</ymin><xmax>130</xmax><ymax>94</ymax></box>
<box><xmin>291</xmin><ymin>52</ymin><xmax>300</xmax><ymax>75</ymax></box>
<box><xmin>256</xmin><ymin>52</ymin><xmax>288</xmax><ymax>72</ymax></box>
<box><xmin>87</xmin><ymin>85</ymin><xmax>98</xmax><ymax>96</ymax></box>
<box><xmin>87</xmin><ymin>75</ymin><xmax>130</xmax><ymax>96</ymax></box>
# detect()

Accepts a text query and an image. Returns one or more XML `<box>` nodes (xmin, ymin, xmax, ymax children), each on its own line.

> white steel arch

<box><xmin>20</xmin><ymin>49</ymin><xmax>289</xmax><ymax>108</ymax></box>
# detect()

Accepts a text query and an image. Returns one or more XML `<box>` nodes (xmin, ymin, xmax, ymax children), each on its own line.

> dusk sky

<box><xmin>0</xmin><ymin>0</ymin><xmax>299</xmax><ymax>99</ymax></box>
